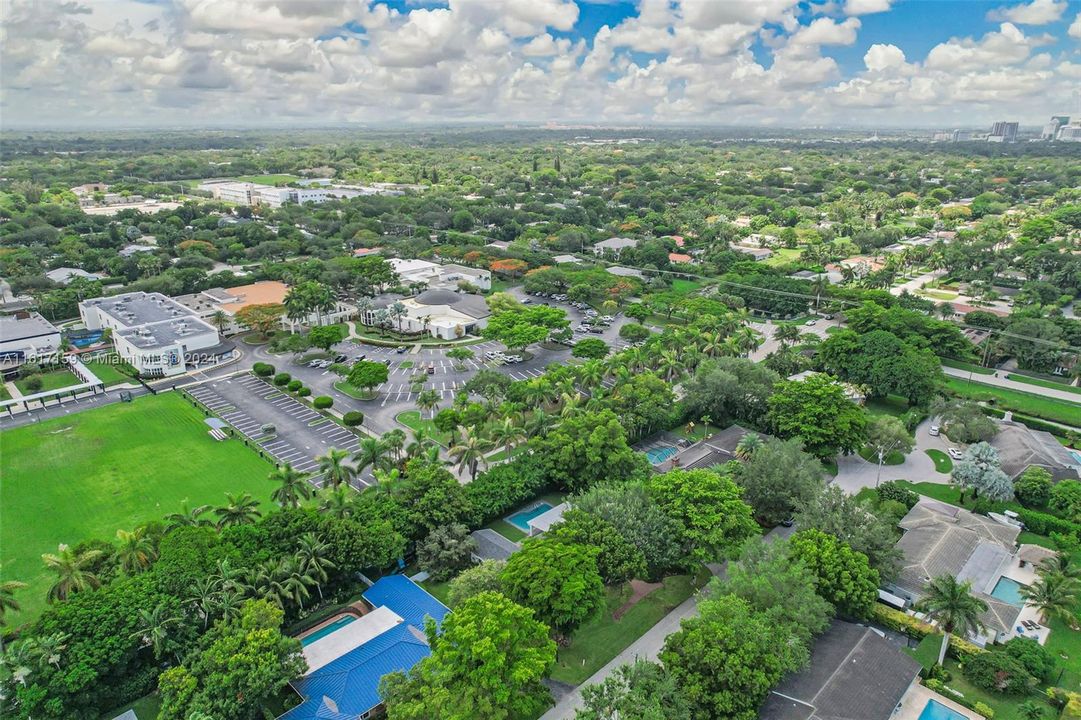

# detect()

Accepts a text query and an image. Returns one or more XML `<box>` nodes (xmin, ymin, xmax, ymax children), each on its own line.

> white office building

<box><xmin>80</xmin><ymin>292</ymin><xmax>222</xmax><ymax>377</ymax></box>
<box><xmin>199</xmin><ymin>181</ymin><xmax>330</xmax><ymax>208</ymax></box>
<box><xmin>0</xmin><ymin>312</ymin><xmax>62</xmax><ymax>374</ymax></box>
<box><xmin>388</xmin><ymin>259</ymin><xmax>491</xmax><ymax>291</ymax></box>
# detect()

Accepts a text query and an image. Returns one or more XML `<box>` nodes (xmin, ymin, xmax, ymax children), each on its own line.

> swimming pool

<box><xmin>507</xmin><ymin>502</ymin><xmax>553</xmax><ymax>532</ymax></box>
<box><xmin>918</xmin><ymin>699</ymin><xmax>970</xmax><ymax>720</ymax></box>
<box><xmin>1070</xmin><ymin>450</ymin><xmax>1081</xmax><ymax>466</ymax></box>
<box><xmin>990</xmin><ymin>576</ymin><xmax>1027</xmax><ymax>607</ymax></box>
<box><xmin>300</xmin><ymin>615</ymin><xmax>356</xmax><ymax>646</ymax></box>
<box><xmin>646</xmin><ymin>446</ymin><xmax>678</xmax><ymax>465</ymax></box>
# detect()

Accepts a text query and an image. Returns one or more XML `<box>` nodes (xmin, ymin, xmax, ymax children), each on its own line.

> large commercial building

<box><xmin>363</xmin><ymin>288</ymin><xmax>490</xmax><ymax>340</ymax></box>
<box><xmin>199</xmin><ymin>181</ymin><xmax>329</xmax><ymax>208</ymax></box>
<box><xmin>988</xmin><ymin>121</ymin><xmax>1019</xmax><ymax>142</ymax></box>
<box><xmin>387</xmin><ymin>258</ymin><xmax>491</xmax><ymax>291</ymax></box>
<box><xmin>1042</xmin><ymin>116</ymin><xmax>1070</xmax><ymax>140</ymax></box>
<box><xmin>0</xmin><ymin>312</ymin><xmax>62</xmax><ymax>378</ymax></box>
<box><xmin>79</xmin><ymin>292</ymin><xmax>223</xmax><ymax>377</ymax></box>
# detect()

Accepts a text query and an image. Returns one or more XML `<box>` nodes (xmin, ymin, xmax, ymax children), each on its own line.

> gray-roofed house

<box><xmin>45</xmin><ymin>267</ymin><xmax>104</xmax><ymax>285</ymax></box>
<box><xmin>606</xmin><ymin>266</ymin><xmax>644</xmax><ymax>280</ymax></box>
<box><xmin>759</xmin><ymin>621</ymin><xmax>921</xmax><ymax>720</ymax></box>
<box><xmin>552</xmin><ymin>254</ymin><xmax>582</xmax><ymax>264</ymax></box>
<box><xmin>732</xmin><ymin>245</ymin><xmax>773</xmax><ymax>261</ymax></box>
<box><xmin>990</xmin><ymin>420</ymin><xmax>1081</xmax><ymax>482</ymax></box>
<box><xmin>593</xmin><ymin>237</ymin><xmax>638</xmax><ymax>255</ymax></box>
<box><xmin>470</xmin><ymin>529</ymin><xmax>520</xmax><ymax>562</ymax></box>
<box><xmin>887</xmin><ymin>498</ymin><xmax>1053</xmax><ymax>645</ymax></box>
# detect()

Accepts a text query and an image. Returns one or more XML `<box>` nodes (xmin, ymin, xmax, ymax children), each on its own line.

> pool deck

<box><xmin>894</xmin><ymin>683</ymin><xmax>981</xmax><ymax>720</ymax></box>
<box><xmin>295</xmin><ymin>603</ymin><xmax>368</xmax><ymax>643</ymax></box>
<box><xmin>504</xmin><ymin>501</ymin><xmax>554</xmax><ymax>533</ymax></box>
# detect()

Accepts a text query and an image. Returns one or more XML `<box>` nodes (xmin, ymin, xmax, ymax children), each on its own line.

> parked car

<box><xmin>928</xmin><ymin>425</ymin><xmax>940</xmax><ymax>437</ymax></box>
<box><xmin>522</xmin><ymin>298</ymin><xmax>532</xmax><ymax>304</ymax></box>
<box><xmin>334</xmin><ymin>354</ymin><xmax>347</xmax><ymax>363</ymax></box>
<box><xmin>396</xmin><ymin>346</ymin><xmax>407</xmax><ymax>353</ymax></box>
<box><xmin>427</xmin><ymin>363</ymin><xmax>436</xmax><ymax>374</ymax></box>
<box><xmin>589</xmin><ymin>326</ymin><xmax>604</xmax><ymax>333</ymax></box>
<box><xmin>805</xmin><ymin>319</ymin><xmax>817</xmax><ymax>326</ymax></box>
<box><xmin>948</xmin><ymin>447</ymin><xmax>964</xmax><ymax>460</ymax></box>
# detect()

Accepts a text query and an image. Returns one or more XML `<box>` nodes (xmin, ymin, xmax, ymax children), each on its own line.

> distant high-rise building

<box><xmin>988</xmin><ymin>121</ymin><xmax>1019</xmax><ymax>142</ymax></box>
<box><xmin>952</xmin><ymin>129</ymin><xmax>974</xmax><ymax>142</ymax></box>
<box><xmin>1042</xmin><ymin>116</ymin><xmax>1070</xmax><ymax>140</ymax></box>
<box><xmin>1058</xmin><ymin>121</ymin><xmax>1081</xmax><ymax>143</ymax></box>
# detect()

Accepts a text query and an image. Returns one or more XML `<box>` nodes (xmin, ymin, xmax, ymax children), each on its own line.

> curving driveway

<box><xmin>831</xmin><ymin>418</ymin><xmax>957</xmax><ymax>493</ymax></box>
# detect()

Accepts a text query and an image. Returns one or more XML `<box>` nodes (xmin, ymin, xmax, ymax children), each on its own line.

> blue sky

<box><xmin>2</xmin><ymin>0</ymin><xmax>1080</xmax><ymax>128</ymax></box>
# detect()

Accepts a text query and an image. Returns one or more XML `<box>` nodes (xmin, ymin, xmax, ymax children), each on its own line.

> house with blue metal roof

<box><xmin>280</xmin><ymin>576</ymin><xmax>450</xmax><ymax>720</ymax></box>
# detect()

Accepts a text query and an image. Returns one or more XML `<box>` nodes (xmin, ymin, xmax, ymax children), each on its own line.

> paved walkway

<box><xmin>832</xmin><ymin>418</ymin><xmax>955</xmax><ymax>493</ymax></box>
<box><xmin>943</xmin><ymin>366</ymin><xmax>1081</xmax><ymax>406</ymax></box>
<box><xmin>889</xmin><ymin>269</ymin><xmax>943</xmax><ymax>297</ymax></box>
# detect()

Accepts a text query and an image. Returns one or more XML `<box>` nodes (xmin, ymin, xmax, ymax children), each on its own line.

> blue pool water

<box><xmin>1070</xmin><ymin>450</ymin><xmax>1081</xmax><ymax>465</ymax></box>
<box><xmin>507</xmin><ymin>502</ymin><xmax>554</xmax><ymax>532</ymax></box>
<box><xmin>646</xmin><ymin>446</ymin><xmax>678</xmax><ymax>465</ymax></box>
<box><xmin>918</xmin><ymin>699</ymin><xmax>969</xmax><ymax>720</ymax></box>
<box><xmin>68</xmin><ymin>330</ymin><xmax>104</xmax><ymax>348</ymax></box>
<box><xmin>990</xmin><ymin>576</ymin><xmax>1027</xmax><ymax>607</ymax></box>
<box><xmin>300</xmin><ymin>615</ymin><xmax>356</xmax><ymax>646</ymax></box>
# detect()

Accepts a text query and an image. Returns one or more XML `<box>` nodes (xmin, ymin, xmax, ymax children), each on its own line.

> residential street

<box><xmin>943</xmin><ymin>365</ymin><xmax>1081</xmax><ymax>405</ymax></box>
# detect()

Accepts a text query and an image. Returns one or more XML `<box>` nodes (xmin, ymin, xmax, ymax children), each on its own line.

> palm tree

<box><xmin>296</xmin><ymin>533</ymin><xmax>336</xmax><ymax>603</ymax></box>
<box><xmin>734</xmin><ymin>432</ymin><xmax>764</xmax><ymax>460</ymax></box>
<box><xmin>1036</xmin><ymin>552</ymin><xmax>1081</xmax><ymax>582</ymax></box>
<box><xmin>368</xmin><ymin>467</ymin><xmax>403</xmax><ymax>499</ymax></box>
<box><xmin>489</xmin><ymin>417</ymin><xmax>524</xmax><ymax>456</ymax></box>
<box><xmin>165</xmin><ymin>503</ymin><xmax>213</xmax><ymax>532</ymax></box>
<box><xmin>214</xmin><ymin>492</ymin><xmax>262</xmax><ymax>529</ymax></box>
<box><xmin>774</xmin><ymin>324</ymin><xmax>800</xmax><ymax>347</ymax></box>
<box><xmin>42</xmin><ymin>544</ymin><xmax>103</xmax><ymax>603</ymax></box>
<box><xmin>317</xmin><ymin>447</ymin><xmax>355</xmax><ymax>489</ymax></box>
<box><xmin>212</xmin><ymin>588</ymin><xmax>245</xmax><ymax>623</ymax></box>
<box><xmin>449</xmin><ymin>426</ymin><xmax>495</xmax><ymax>480</ymax></box>
<box><xmin>270</xmin><ymin>463</ymin><xmax>313</xmax><ymax>509</ymax></box>
<box><xmin>0</xmin><ymin>577</ymin><xmax>27</xmax><ymax>627</ymax></box>
<box><xmin>283</xmin><ymin>286</ymin><xmax>313</xmax><ymax>333</ymax></box>
<box><xmin>276</xmin><ymin>557</ymin><xmax>315</xmax><ymax>610</ymax></box>
<box><xmin>405</xmin><ymin>427</ymin><xmax>435</xmax><ymax>459</ymax></box>
<box><xmin>524</xmin><ymin>408</ymin><xmax>554</xmax><ymax>439</ymax></box>
<box><xmin>416</xmin><ymin>389</ymin><xmax>441</xmax><ymax>419</ymax></box>
<box><xmin>115</xmin><ymin>527</ymin><xmax>158</xmax><ymax>574</ymax></box>
<box><xmin>381</xmin><ymin>428</ymin><xmax>407</xmax><ymax>463</ymax></box>
<box><xmin>353</xmin><ymin>437</ymin><xmax>390</xmax><ymax>476</ymax></box>
<box><xmin>211</xmin><ymin>310</ymin><xmax>230</xmax><ymax>334</ymax></box>
<box><xmin>244</xmin><ymin>561</ymin><xmax>286</xmax><ymax>609</ymax></box>
<box><xmin>916</xmin><ymin>575</ymin><xmax>988</xmax><ymax>664</ymax></box>
<box><xmin>1021</xmin><ymin>573</ymin><xmax>1080</xmax><ymax>626</ymax></box>
<box><xmin>130</xmin><ymin>604</ymin><xmax>180</xmax><ymax>661</ymax></box>
<box><xmin>318</xmin><ymin>485</ymin><xmax>355</xmax><ymax>520</ymax></box>
<box><xmin>187</xmin><ymin>576</ymin><xmax>221</xmax><ymax>630</ymax></box>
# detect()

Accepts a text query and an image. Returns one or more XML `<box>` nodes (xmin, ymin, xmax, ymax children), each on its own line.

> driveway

<box><xmin>831</xmin><ymin>418</ymin><xmax>955</xmax><ymax>494</ymax></box>
<box><xmin>749</xmin><ymin>316</ymin><xmax>843</xmax><ymax>362</ymax></box>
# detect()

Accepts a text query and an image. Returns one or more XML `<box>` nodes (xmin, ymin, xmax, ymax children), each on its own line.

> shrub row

<box><xmin>869</xmin><ymin>604</ymin><xmax>982</xmax><ymax>661</ymax></box>
<box><xmin>1015</xmin><ymin>507</ymin><xmax>1081</xmax><ymax>540</ymax></box>
<box><xmin>1014</xmin><ymin>414</ymin><xmax>1076</xmax><ymax>439</ymax></box>
<box><xmin>923</xmin><ymin>679</ymin><xmax>994</xmax><ymax>719</ymax></box>
<box><xmin>252</xmin><ymin>362</ymin><xmax>275</xmax><ymax>377</ymax></box>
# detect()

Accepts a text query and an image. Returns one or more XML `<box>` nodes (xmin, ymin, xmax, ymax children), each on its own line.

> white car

<box><xmin>805</xmin><ymin>319</ymin><xmax>817</xmax><ymax>326</ymax></box>
<box><xmin>928</xmin><ymin>425</ymin><xmax>940</xmax><ymax>437</ymax></box>
<box><xmin>948</xmin><ymin>447</ymin><xmax>964</xmax><ymax>460</ymax></box>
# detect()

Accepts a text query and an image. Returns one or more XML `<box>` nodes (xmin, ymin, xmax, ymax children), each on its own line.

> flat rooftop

<box><xmin>84</xmin><ymin>292</ymin><xmax>201</xmax><ymax>328</ymax></box>
<box><xmin>302</xmin><ymin>606</ymin><xmax>405</xmax><ymax>674</ymax></box>
<box><xmin>116</xmin><ymin>317</ymin><xmax>217</xmax><ymax>349</ymax></box>
<box><xmin>0</xmin><ymin>312</ymin><xmax>60</xmax><ymax>342</ymax></box>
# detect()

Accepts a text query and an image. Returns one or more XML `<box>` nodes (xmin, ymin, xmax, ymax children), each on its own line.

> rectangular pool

<box><xmin>990</xmin><ymin>576</ymin><xmax>1027</xmax><ymax>607</ymax></box>
<box><xmin>506</xmin><ymin>502</ymin><xmax>554</xmax><ymax>532</ymax></box>
<box><xmin>300</xmin><ymin>615</ymin><xmax>356</xmax><ymax>646</ymax></box>
<box><xmin>918</xmin><ymin>699</ymin><xmax>970</xmax><ymax>720</ymax></box>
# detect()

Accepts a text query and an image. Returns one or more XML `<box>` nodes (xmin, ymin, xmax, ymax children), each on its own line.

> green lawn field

<box><xmin>945</xmin><ymin>377</ymin><xmax>1081</xmax><ymax>427</ymax></box>
<box><xmin>0</xmin><ymin>392</ymin><xmax>275</xmax><ymax>627</ymax></box>
<box><xmin>15</xmin><ymin>368</ymin><xmax>80</xmax><ymax>394</ymax></box>
<box><xmin>234</xmin><ymin>174</ymin><xmax>300</xmax><ymax>185</ymax></box>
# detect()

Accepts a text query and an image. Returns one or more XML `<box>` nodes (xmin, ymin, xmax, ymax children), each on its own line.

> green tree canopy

<box><xmin>501</xmin><ymin>537</ymin><xmax>605</xmax><ymax>633</ymax></box>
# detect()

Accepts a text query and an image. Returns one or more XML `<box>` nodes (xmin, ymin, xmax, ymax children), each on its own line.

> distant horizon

<box><xmin>3</xmin><ymin>0</ymin><xmax>1081</xmax><ymax>129</ymax></box>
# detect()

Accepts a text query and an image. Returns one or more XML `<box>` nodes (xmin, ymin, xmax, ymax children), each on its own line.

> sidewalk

<box><xmin>943</xmin><ymin>366</ymin><xmax>1081</xmax><ymax>406</ymax></box>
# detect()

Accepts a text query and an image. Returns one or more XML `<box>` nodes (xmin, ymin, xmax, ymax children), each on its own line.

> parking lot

<box><xmin>187</xmin><ymin>373</ymin><xmax>371</xmax><ymax>490</ymax></box>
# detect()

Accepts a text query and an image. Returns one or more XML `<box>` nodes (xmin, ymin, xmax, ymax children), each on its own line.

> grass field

<box><xmin>858</xmin><ymin>446</ymin><xmax>905</xmax><ymax>465</ymax></box>
<box><xmin>925</xmin><ymin>448</ymin><xmax>953</xmax><ymax>473</ymax></box>
<box><xmin>333</xmin><ymin>380</ymin><xmax>375</xmax><ymax>400</ymax></box>
<box><xmin>762</xmin><ymin>247</ymin><xmax>802</xmax><ymax>267</ymax></box>
<box><xmin>669</xmin><ymin>278</ymin><xmax>703</xmax><ymax>294</ymax></box>
<box><xmin>233</xmin><ymin>173</ymin><xmax>300</xmax><ymax>185</ymax></box>
<box><xmin>82</xmin><ymin>354</ymin><xmax>136</xmax><ymax>386</ymax></box>
<box><xmin>396</xmin><ymin>410</ymin><xmax>452</xmax><ymax>446</ymax></box>
<box><xmin>15</xmin><ymin>368</ymin><xmax>81</xmax><ymax>394</ymax></box>
<box><xmin>0</xmin><ymin>392</ymin><xmax>275</xmax><ymax>626</ymax></box>
<box><xmin>864</xmin><ymin>394</ymin><xmax>910</xmax><ymax>417</ymax></box>
<box><xmin>945</xmin><ymin>377</ymin><xmax>1081</xmax><ymax>428</ymax></box>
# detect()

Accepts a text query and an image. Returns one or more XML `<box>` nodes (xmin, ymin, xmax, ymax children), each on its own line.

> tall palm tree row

<box><xmin>269</xmin><ymin>464</ymin><xmax>313</xmax><ymax>509</ymax></box>
<box><xmin>41</xmin><ymin>544</ymin><xmax>104</xmax><ymax>603</ymax></box>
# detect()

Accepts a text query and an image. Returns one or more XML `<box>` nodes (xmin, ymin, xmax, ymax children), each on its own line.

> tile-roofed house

<box><xmin>990</xmin><ymin>420</ymin><xmax>1081</xmax><ymax>482</ymax></box>
<box><xmin>888</xmin><ymin>499</ymin><xmax>1029</xmax><ymax>644</ymax></box>
<box><xmin>759</xmin><ymin>621</ymin><xmax>921</xmax><ymax>720</ymax></box>
<box><xmin>668</xmin><ymin>252</ymin><xmax>694</xmax><ymax>264</ymax></box>
<box><xmin>593</xmin><ymin>237</ymin><xmax>638</xmax><ymax>254</ymax></box>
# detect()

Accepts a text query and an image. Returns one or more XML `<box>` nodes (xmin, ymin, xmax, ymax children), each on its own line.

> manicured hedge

<box><xmin>297</xmin><ymin>387</ymin><xmax>311</xmax><ymax>397</ymax></box>
<box><xmin>869</xmin><ymin>604</ymin><xmax>982</xmax><ymax>661</ymax></box>
<box><xmin>1015</xmin><ymin>507</ymin><xmax>1081</xmax><ymax>539</ymax></box>
<box><xmin>342</xmin><ymin>411</ymin><xmax>364</xmax><ymax>427</ymax></box>
<box><xmin>287</xmin><ymin>380</ymin><xmax>302</xmax><ymax>392</ymax></box>
<box><xmin>273</xmin><ymin>372</ymin><xmax>291</xmax><ymax>386</ymax></box>
<box><xmin>252</xmin><ymin>362</ymin><xmax>275</xmax><ymax>377</ymax></box>
<box><xmin>313</xmin><ymin>396</ymin><xmax>333</xmax><ymax>410</ymax></box>
<box><xmin>464</xmin><ymin>454</ymin><xmax>550</xmax><ymax>525</ymax></box>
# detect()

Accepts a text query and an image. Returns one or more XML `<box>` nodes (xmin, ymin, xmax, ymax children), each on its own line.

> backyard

<box><xmin>0</xmin><ymin>392</ymin><xmax>275</xmax><ymax>626</ymax></box>
<box><xmin>82</xmin><ymin>353</ymin><xmax>137</xmax><ymax>386</ymax></box>
<box><xmin>549</xmin><ymin>571</ymin><xmax>707</xmax><ymax>685</ymax></box>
